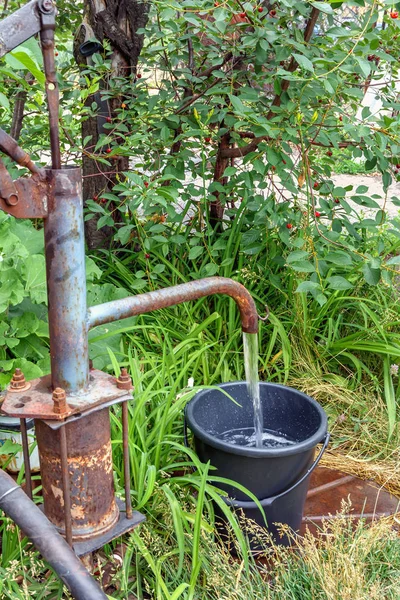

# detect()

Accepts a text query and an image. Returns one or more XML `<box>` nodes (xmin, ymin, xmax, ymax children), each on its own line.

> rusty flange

<box><xmin>0</xmin><ymin>369</ymin><xmax>132</xmax><ymax>421</ymax></box>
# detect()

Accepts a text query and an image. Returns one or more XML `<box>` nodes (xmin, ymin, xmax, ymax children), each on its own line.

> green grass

<box><xmin>0</xmin><ymin>321</ymin><xmax>399</xmax><ymax>598</ymax></box>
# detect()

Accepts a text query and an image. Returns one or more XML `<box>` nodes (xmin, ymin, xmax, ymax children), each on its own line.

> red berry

<box><xmin>390</xmin><ymin>11</ymin><xmax>398</xmax><ymax>19</ymax></box>
<box><xmin>315</xmin><ymin>211</ymin><xmax>321</xmax><ymax>218</ymax></box>
<box><xmin>214</xmin><ymin>1</ymin><xmax>219</xmax><ymax>5</ymax></box>
<box><xmin>313</xmin><ymin>182</ymin><xmax>319</xmax><ymax>189</ymax></box>
<box><xmin>106</xmin><ymin>148</ymin><xmax>111</xmax><ymax>154</ymax></box>
<box><xmin>239</xmin><ymin>12</ymin><xmax>246</xmax><ymax>18</ymax></box>
<box><xmin>106</xmin><ymin>116</ymin><xmax>112</xmax><ymax>123</ymax></box>
<box><xmin>205</xmin><ymin>136</ymin><xmax>211</xmax><ymax>143</ymax></box>
<box><xmin>396</xmin><ymin>164</ymin><xmax>400</xmax><ymax>168</ymax></box>
<box><xmin>258</xmin><ymin>6</ymin><xmax>263</xmax><ymax>12</ymax></box>
<box><xmin>271</xmin><ymin>165</ymin><xmax>276</xmax><ymax>171</ymax></box>
<box><xmin>55</xmin><ymin>52</ymin><xmax>59</xmax><ymax>56</ymax></box>
<box><xmin>283</xmin><ymin>159</ymin><xmax>286</xmax><ymax>164</ymax></box>
<box><xmin>334</xmin><ymin>198</ymin><xmax>340</xmax><ymax>204</ymax></box>
<box><xmin>286</xmin><ymin>223</ymin><xmax>293</xmax><ymax>229</ymax></box>
<box><xmin>144</xmin><ymin>181</ymin><xmax>149</xmax><ymax>188</ymax></box>
<box><xmin>145</xmin><ymin>253</ymin><xmax>150</xmax><ymax>259</ymax></box>
<box><xmin>269</xmin><ymin>9</ymin><xmax>277</xmax><ymax>16</ymax></box>
<box><xmin>326</xmin><ymin>150</ymin><xmax>333</xmax><ymax>157</ymax></box>
<box><xmin>93</xmin><ymin>195</ymin><xmax>98</xmax><ymax>201</ymax></box>
<box><xmin>137</xmin><ymin>73</ymin><xmax>142</xmax><ymax>79</ymax></box>
<box><xmin>100</xmin><ymin>197</ymin><xmax>106</xmax><ymax>203</ymax></box>
<box><xmin>339</xmin><ymin>116</ymin><xmax>343</xmax><ymax>121</ymax></box>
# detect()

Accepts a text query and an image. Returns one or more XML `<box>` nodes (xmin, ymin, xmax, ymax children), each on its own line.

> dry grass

<box><xmin>288</xmin><ymin>360</ymin><xmax>400</xmax><ymax>498</ymax></box>
<box><xmin>271</xmin><ymin>507</ymin><xmax>400</xmax><ymax>600</ymax></box>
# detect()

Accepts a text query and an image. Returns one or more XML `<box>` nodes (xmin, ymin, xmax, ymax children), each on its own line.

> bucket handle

<box><xmin>223</xmin><ymin>432</ymin><xmax>330</xmax><ymax>509</ymax></box>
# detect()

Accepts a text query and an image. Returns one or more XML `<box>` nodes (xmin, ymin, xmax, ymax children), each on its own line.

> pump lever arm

<box><xmin>0</xmin><ymin>0</ymin><xmax>61</xmax><ymax>169</ymax></box>
<box><xmin>0</xmin><ymin>0</ymin><xmax>43</xmax><ymax>58</ymax></box>
<box><xmin>0</xmin><ymin>129</ymin><xmax>44</xmax><ymax>177</ymax></box>
<box><xmin>0</xmin><ymin>129</ymin><xmax>48</xmax><ymax>219</ymax></box>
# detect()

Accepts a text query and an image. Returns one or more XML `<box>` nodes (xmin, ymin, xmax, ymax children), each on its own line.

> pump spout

<box><xmin>87</xmin><ymin>277</ymin><xmax>259</xmax><ymax>334</ymax></box>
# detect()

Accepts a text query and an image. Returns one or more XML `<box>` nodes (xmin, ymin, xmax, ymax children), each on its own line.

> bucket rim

<box><xmin>185</xmin><ymin>382</ymin><xmax>328</xmax><ymax>458</ymax></box>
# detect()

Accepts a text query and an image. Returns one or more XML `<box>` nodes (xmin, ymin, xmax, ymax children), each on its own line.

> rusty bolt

<box><xmin>9</xmin><ymin>368</ymin><xmax>31</xmax><ymax>392</ymax></box>
<box><xmin>116</xmin><ymin>368</ymin><xmax>133</xmax><ymax>390</ymax></box>
<box><xmin>52</xmin><ymin>387</ymin><xmax>68</xmax><ymax>415</ymax></box>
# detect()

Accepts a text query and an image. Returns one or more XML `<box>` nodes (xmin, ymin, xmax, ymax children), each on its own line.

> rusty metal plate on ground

<box><xmin>0</xmin><ymin>370</ymin><xmax>131</xmax><ymax>421</ymax></box>
<box><xmin>301</xmin><ymin>467</ymin><xmax>400</xmax><ymax>536</ymax></box>
<box><xmin>73</xmin><ymin>499</ymin><xmax>145</xmax><ymax>557</ymax></box>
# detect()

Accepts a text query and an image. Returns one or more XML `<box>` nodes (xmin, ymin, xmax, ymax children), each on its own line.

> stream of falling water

<box><xmin>243</xmin><ymin>332</ymin><xmax>263</xmax><ymax>448</ymax></box>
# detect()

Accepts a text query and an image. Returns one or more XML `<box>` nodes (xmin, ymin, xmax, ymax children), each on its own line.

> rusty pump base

<box><xmin>0</xmin><ymin>0</ymin><xmax>260</xmax><ymax>570</ymax></box>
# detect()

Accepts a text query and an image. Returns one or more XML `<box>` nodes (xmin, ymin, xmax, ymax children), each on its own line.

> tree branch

<box><xmin>220</xmin><ymin>7</ymin><xmax>321</xmax><ymax>158</ymax></box>
<box><xmin>266</xmin><ymin>7</ymin><xmax>320</xmax><ymax>117</ymax></box>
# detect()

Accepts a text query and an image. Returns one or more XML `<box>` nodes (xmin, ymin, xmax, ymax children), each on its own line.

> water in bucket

<box><xmin>215</xmin><ymin>426</ymin><xmax>296</xmax><ymax>448</ymax></box>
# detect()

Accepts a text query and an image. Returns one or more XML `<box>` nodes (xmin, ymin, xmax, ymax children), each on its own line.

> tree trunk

<box><xmin>74</xmin><ymin>0</ymin><xmax>150</xmax><ymax>249</ymax></box>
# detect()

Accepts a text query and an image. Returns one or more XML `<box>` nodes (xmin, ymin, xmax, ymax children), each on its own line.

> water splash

<box><xmin>243</xmin><ymin>332</ymin><xmax>263</xmax><ymax>448</ymax></box>
<box><xmin>216</xmin><ymin>427</ymin><xmax>295</xmax><ymax>448</ymax></box>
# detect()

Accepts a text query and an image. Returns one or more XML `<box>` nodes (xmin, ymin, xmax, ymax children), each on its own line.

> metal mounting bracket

<box><xmin>0</xmin><ymin>370</ymin><xmax>131</xmax><ymax>421</ymax></box>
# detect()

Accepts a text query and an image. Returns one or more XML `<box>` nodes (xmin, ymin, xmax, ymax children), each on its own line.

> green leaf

<box><xmin>355</xmin><ymin>56</ymin><xmax>371</xmax><ymax>78</ymax></box>
<box><xmin>286</xmin><ymin>250</ymin><xmax>309</xmax><ymax>263</ymax></box>
<box><xmin>0</xmin><ymin>92</ymin><xmax>9</xmax><ymax>110</ymax></box>
<box><xmin>327</xmin><ymin>276</ymin><xmax>353</xmax><ymax>290</ymax></box>
<box><xmin>10</xmin><ymin>313</ymin><xmax>39</xmax><ymax>338</ymax></box>
<box><xmin>295</xmin><ymin>281</ymin><xmax>321</xmax><ymax>293</ymax></box>
<box><xmin>188</xmin><ymin>246</ymin><xmax>203</xmax><ymax>260</ymax></box>
<box><xmin>8</xmin><ymin>49</ymin><xmax>45</xmax><ymax>84</ymax></box>
<box><xmin>292</xmin><ymin>53</ymin><xmax>314</xmax><ymax>72</ymax></box>
<box><xmin>289</xmin><ymin>260</ymin><xmax>315</xmax><ymax>273</ymax></box>
<box><xmin>228</xmin><ymin>94</ymin><xmax>247</xmax><ymax>114</ymax></box>
<box><xmin>0</xmin><ymin>439</ymin><xmax>21</xmax><ymax>454</ymax></box>
<box><xmin>0</xmin><ymin>270</ymin><xmax>25</xmax><ymax>312</ymax></box>
<box><xmin>386</xmin><ymin>255</ymin><xmax>400</xmax><ymax>265</ymax></box>
<box><xmin>324</xmin><ymin>251</ymin><xmax>352</xmax><ymax>266</ymax></box>
<box><xmin>85</xmin><ymin>257</ymin><xmax>102</xmax><ymax>281</ymax></box>
<box><xmin>24</xmin><ymin>255</ymin><xmax>47</xmax><ymax>304</ymax></box>
<box><xmin>362</xmin><ymin>263</ymin><xmax>381</xmax><ymax>285</ymax></box>
<box><xmin>311</xmin><ymin>1</ymin><xmax>333</xmax><ymax>13</ymax></box>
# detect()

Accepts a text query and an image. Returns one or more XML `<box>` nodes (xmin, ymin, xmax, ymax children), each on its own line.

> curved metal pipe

<box><xmin>87</xmin><ymin>276</ymin><xmax>259</xmax><ymax>334</ymax></box>
<box><xmin>0</xmin><ymin>470</ymin><xmax>107</xmax><ymax>600</ymax></box>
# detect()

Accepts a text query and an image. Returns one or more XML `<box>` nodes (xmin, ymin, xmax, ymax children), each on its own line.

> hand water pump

<box><xmin>0</xmin><ymin>0</ymin><xmax>259</xmax><ymax>591</ymax></box>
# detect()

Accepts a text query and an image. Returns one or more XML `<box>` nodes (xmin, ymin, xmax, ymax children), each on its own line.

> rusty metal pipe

<box><xmin>59</xmin><ymin>425</ymin><xmax>73</xmax><ymax>547</ymax></box>
<box><xmin>39</xmin><ymin>2</ymin><xmax>61</xmax><ymax>170</ymax></box>
<box><xmin>87</xmin><ymin>277</ymin><xmax>259</xmax><ymax>334</ymax></box>
<box><xmin>44</xmin><ymin>167</ymin><xmax>89</xmax><ymax>393</ymax></box>
<box><xmin>0</xmin><ymin>470</ymin><xmax>107</xmax><ymax>600</ymax></box>
<box><xmin>122</xmin><ymin>401</ymin><xmax>133</xmax><ymax>519</ymax></box>
<box><xmin>0</xmin><ymin>128</ymin><xmax>44</xmax><ymax>177</ymax></box>
<box><xmin>19</xmin><ymin>418</ymin><xmax>33</xmax><ymax>500</ymax></box>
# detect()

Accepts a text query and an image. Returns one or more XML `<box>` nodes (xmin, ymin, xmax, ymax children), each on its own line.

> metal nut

<box><xmin>9</xmin><ymin>368</ymin><xmax>31</xmax><ymax>392</ymax></box>
<box><xmin>116</xmin><ymin>368</ymin><xmax>133</xmax><ymax>391</ymax></box>
<box><xmin>52</xmin><ymin>387</ymin><xmax>68</xmax><ymax>415</ymax></box>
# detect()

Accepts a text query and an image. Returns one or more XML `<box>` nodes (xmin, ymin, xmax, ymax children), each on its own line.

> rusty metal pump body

<box><xmin>0</xmin><ymin>0</ymin><xmax>259</xmax><ymax>557</ymax></box>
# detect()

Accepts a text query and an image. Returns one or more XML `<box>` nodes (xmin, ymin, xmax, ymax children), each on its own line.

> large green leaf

<box><xmin>24</xmin><ymin>255</ymin><xmax>47</xmax><ymax>304</ymax></box>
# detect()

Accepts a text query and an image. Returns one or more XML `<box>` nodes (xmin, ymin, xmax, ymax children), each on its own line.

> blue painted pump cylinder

<box><xmin>44</xmin><ymin>167</ymin><xmax>89</xmax><ymax>393</ymax></box>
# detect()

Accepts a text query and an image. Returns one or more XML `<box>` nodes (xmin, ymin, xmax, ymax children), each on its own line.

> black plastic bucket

<box><xmin>185</xmin><ymin>382</ymin><xmax>329</xmax><ymax>546</ymax></box>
